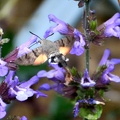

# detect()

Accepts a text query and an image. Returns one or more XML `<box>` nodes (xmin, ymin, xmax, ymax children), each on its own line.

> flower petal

<box><xmin>99</xmin><ymin>49</ymin><xmax>110</xmax><ymax>66</ymax></box>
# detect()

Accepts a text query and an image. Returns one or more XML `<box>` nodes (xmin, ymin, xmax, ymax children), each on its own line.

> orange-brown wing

<box><xmin>54</xmin><ymin>36</ymin><xmax>75</xmax><ymax>55</ymax></box>
<box><xmin>15</xmin><ymin>47</ymin><xmax>47</xmax><ymax>66</ymax></box>
<box><xmin>33</xmin><ymin>53</ymin><xmax>47</xmax><ymax>65</ymax></box>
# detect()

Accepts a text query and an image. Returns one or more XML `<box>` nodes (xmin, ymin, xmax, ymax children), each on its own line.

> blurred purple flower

<box><xmin>20</xmin><ymin>116</ymin><xmax>28</xmax><ymax>120</ymax></box>
<box><xmin>73</xmin><ymin>101</ymin><xmax>80</xmax><ymax>118</ymax></box>
<box><xmin>81</xmin><ymin>69</ymin><xmax>96</xmax><ymax>88</ymax></box>
<box><xmin>104</xmin><ymin>13</ymin><xmax>120</xmax><ymax>38</ymax></box>
<box><xmin>0</xmin><ymin>98</ymin><xmax>6</xmax><ymax>119</ymax></box>
<box><xmin>44</xmin><ymin>14</ymin><xmax>85</xmax><ymax>56</ymax></box>
<box><xmin>98</xmin><ymin>49</ymin><xmax>120</xmax><ymax>84</ymax></box>
<box><xmin>0</xmin><ymin>59</ymin><xmax>8</xmax><ymax>76</ymax></box>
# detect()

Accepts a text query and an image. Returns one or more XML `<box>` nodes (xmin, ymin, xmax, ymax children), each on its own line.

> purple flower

<box><xmin>0</xmin><ymin>59</ymin><xmax>8</xmax><ymax>76</ymax></box>
<box><xmin>70</xmin><ymin>29</ymin><xmax>85</xmax><ymax>56</ymax></box>
<box><xmin>98</xmin><ymin>49</ymin><xmax>120</xmax><ymax>84</ymax></box>
<box><xmin>104</xmin><ymin>13</ymin><xmax>120</xmax><ymax>38</ymax></box>
<box><xmin>15</xmin><ymin>116</ymin><xmax>28</xmax><ymax>120</ymax></box>
<box><xmin>44</xmin><ymin>14</ymin><xmax>85</xmax><ymax>56</ymax></box>
<box><xmin>1</xmin><ymin>70</ymin><xmax>47</xmax><ymax>102</ymax></box>
<box><xmin>20</xmin><ymin>116</ymin><xmax>28</xmax><ymax>120</ymax></box>
<box><xmin>86</xmin><ymin>98</ymin><xmax>105</xmax><ymax>105</ymax></box>
<box><xmin>73</xmin><ymin>101</ymin><xmax>80</xmax><ymax>118</ymax></box>
<box><xmin>37</xmin><ymin>67</ymin><xmax>65</xmax><ymax>83</ymax></box>
<box><xmin>81</xmin><ymin>69</ymin><xmax>96</xmax><ymax>87</ymax></box>
<box><xmin>98</xmin><ymin>49</ymin><xmax>110</xmax><ymax>66</ymax></box>
<box><xmin>39</xmin><ymin>83</ymin><xmax>51</xmax><ymax>91</ymax></box>
<box><xmin>39</xmin><ymin>83</ymin><xmax>64</xmax><ymax>94</ymax></box>
<box><xmin>8</xmin><ymin>75</ymin><xmax>47</xmax><ymax>101</ymax></box>
<box><xmin>17</xmin><ymin>35</ymin><xmax>38</xmax><ymax>58</ymax></box>
<box><xmin>4</xmin><ymin>70</ymin><xmax>19</xmax><ymax>86</ymax></box>
<box><xmin>0</xmin><ymin>98</ymin><xmax>6</xmax><ymax>119</ymax></box>
<box><xmin>44</xmin><ymin>14</ymin><xmax>74</xmax><ymax>38</ymax></box>
<box><xmin>37</xmin><ymin>65</ymin><xmax>66</xmax><ymax>93</ymax></box>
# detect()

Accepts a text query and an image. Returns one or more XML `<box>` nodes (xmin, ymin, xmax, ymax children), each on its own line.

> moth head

<box><xmin>48</xmin><ymin>52</ymin><xmax>69</xmax><ymax>67</ymax></box>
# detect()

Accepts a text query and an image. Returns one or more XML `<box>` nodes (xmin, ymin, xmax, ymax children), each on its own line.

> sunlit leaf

<box><xmin>79</xmin><ymin>105</ymin><xmax>103</xmax><ymax>120</ymax></box>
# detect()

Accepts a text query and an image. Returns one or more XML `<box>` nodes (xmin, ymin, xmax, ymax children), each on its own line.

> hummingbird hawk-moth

<box><xmin>15</xmin><ymin>36</ymin><xmax>75</xmax><ymax>67</ymax></box>
<box><xmin>5</xmin><ymin>35</ymin><xmax>75</xmax><ymax>85</ymax></box>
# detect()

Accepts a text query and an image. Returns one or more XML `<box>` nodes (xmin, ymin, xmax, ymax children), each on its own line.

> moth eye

<box><xmin>48</xmin><ymin>55</ymin><xmax>59</xmax><ymax>64</ymax></box>
<box><xmin>54</xmin><ymin>57</ymin><xmax>59</xmax><ymax>62</ymax></box>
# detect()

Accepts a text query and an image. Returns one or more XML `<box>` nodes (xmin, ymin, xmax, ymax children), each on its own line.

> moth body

<box><xmin>15</xmin><ymin>36</ymin><xmax>75</xmax><ymax>67</ymax></box>
<box><xmin>39</xmin><ymin>39</ymin><xmax>59</xmax><ymax>57</ymax></box>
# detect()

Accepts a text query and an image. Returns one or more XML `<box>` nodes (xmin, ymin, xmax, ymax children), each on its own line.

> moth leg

<box><xmin>64</xmin><ymin>67</ymin><xmax>73</xmax><ymax>86</ymax></box>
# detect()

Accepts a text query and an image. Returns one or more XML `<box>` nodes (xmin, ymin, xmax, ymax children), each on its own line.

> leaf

<box><xmin>0</xmin><ymin>38</ymin><xmax>10</xmax><ymax>45</ymax></box>
<box><xmin>71</xmin><ymin>67</ymin><xmax>78</xmax><ymax>76</ymax></box>
<box><xmin>79</xmin><ymin>105</ymin><xmax>103</xmax><ymax>120</ymax></box>
<box><xmin>90</xmin><ymin>20</ymin><xmax>97</xmax><ymax>31</ymax></box>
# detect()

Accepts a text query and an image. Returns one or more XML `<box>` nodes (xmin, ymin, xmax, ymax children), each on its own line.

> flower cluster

<box><xmin>0</xmin><ymin>36</ymin><xmax>47</xmax><ymax>119</ymax></box>
<box><xmin>41</xmin><ymin>13</ymin><xmax>120</xmax><ymax>119</ymax></box>
<box><xmin>0</xmin><ymin>11</ymin><xmax>120</xmax><ymax>120</ymax></box>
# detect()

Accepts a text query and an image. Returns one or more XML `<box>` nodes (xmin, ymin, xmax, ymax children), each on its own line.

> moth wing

<box><xmin>15</xmin><ymin>47</ymin><xmax>47</xmax><ymax>66</ymax></box>
<box><xmin>54</xmin><ymin>36</ymin><xmax>75</xmax><ymax>55</ymax></box>
<box><xmin>33</xmin><ymin>53</ymin><xmax>47</xmax><ymax>65</ymax></box>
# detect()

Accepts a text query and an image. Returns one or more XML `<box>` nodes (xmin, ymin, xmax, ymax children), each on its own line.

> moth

<box><xmin>10</xmin><ymin>34</ymin><xmax>75</xmax><ymax>85</ymax></box>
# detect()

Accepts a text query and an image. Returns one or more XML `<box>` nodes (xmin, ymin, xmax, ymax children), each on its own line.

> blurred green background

<box><xmin>0</xmin><ymin>0</ymin><xmax>120</xmax><ymax>120</ymax></box>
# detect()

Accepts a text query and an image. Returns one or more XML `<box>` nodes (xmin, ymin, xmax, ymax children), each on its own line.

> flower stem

<box><xmin>84</xmin><ymin>0</ymin><xmax>90</xmax><ymax>72</ymax></box>
<box><xmin>85</xmin><ymin>48</ymin><xmax>89</xmax><ymax>71</ymax></box>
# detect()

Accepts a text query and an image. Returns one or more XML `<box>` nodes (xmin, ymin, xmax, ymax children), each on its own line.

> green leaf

<box><xmin>0</xmin><ymin>38</ymin><xmax>10</xmax><ymax>45</ymax></box>
<box><xmin>90</xmin><ymin>20</ymin><xmax>97</xmax><ymax>31</ymax></box>
<box><xmin>98</xmin><ymin>89</ymin><xmax>104</xmax><ymax>97</ymax></box>
<box><xmin>79</xmin><ymin>105</ymin><xmax>103</xmax><ymax>120</ymax></box>
<box><xmin>70</xmin><ymin>67</ymin><xmax>78</xmax><ymax>76</ymax></box>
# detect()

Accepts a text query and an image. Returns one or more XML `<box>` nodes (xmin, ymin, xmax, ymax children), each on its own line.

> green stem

<box><xmin>84</xmin><ymin>0</ymin><xmax>90</xmax><ymax>72</ymax></box>
<box><xmin>85</xmin><ymin>48</ymin><xmax>89</xmax><ymax>71</ymax></box>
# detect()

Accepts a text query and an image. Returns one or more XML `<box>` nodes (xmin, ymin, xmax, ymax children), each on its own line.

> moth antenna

<box><xmin>29</xmin><ymin>31</ymin><xmax>42</xmax><ymax>40</ymax></box>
